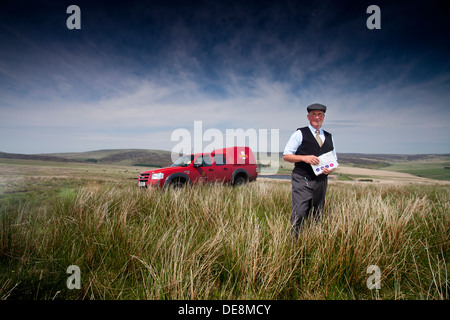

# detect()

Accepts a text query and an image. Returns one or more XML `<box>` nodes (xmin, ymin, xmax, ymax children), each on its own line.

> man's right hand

<box><xmin>301</xmin><ymin>155</ymin><xmax>320</xmax><ymax>165</ymax></box>
<box><xmin>283</xmin><ymin>154</ymin><xmax>320</xmax><ymax>165</ymax></box>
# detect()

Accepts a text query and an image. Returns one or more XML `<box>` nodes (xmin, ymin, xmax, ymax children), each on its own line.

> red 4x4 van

<box><xmin>138</xmin><ymin>146</ymin><xmax>257</xmax><ymax>188</ymax></box>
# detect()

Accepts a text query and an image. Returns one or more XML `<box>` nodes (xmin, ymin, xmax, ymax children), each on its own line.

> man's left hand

<box><xmin>322</xmin><ymin>168</ymin><xmax>335</xmax><ymax>175</ymax></box>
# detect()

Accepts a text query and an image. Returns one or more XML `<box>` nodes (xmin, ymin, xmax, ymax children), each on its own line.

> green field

<box><xmin>0</xmin><ymin>158</ymin><xmax>448</xmax><ymax>300</ymax></box>
<box><xmin>336</xmin><ymin>154</ymin><xmax>450</xmax><ymax>181</ymax></box>
<box><xmin>383</xmin><ymin>161</ymin><xmax>450</xmax><ymax>181</ymax></box>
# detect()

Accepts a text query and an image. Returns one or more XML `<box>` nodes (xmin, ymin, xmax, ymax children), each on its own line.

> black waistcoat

<box><xmin>293</xmin><ymin>127</ymin><xmax>334</xmax><ymax>180</ymax></box>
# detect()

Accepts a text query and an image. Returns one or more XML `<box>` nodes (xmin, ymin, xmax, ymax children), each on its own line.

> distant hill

<box><xmin>0</xmin><ymin>149</ymin><xmax>173</xmax><ymax>167</ymax></box>
<box><xmin>0</xmin><ymin>151</ymin><xmax>83</xmax><ymax>163</ymax></box>
<box><xmin>40</xmin><ymin>149</ymin><xmax>174</xmax><ymax>167</ymax></box>
<box><xmin>1</xmin><ymin>149</ymin><xmax>449</xmax><ymax>178</ymax></box>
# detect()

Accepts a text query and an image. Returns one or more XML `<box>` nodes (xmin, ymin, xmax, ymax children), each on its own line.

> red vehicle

<box><xmin>138</xmin><ymin>146</ymin><xmax>257</xmax><ymax>188</ymax></box>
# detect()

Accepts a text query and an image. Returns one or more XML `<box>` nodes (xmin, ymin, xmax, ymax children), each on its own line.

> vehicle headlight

<box><xmin>151</xmin><ymin>173</ymin><xmax>164</xmax><ymax>180</ymax></box>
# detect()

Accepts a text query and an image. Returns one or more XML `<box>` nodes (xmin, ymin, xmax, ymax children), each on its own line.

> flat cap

<box><xmin>307</xmin><ymin>103</ymin><xmax>327</xmax><ymax>113</ymax></box>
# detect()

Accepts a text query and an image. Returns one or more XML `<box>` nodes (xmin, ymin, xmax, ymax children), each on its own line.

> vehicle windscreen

<box><xmin>170</xmin><ymin>155</ymin><xmax>195</xmax><ymax>167</ymax></box>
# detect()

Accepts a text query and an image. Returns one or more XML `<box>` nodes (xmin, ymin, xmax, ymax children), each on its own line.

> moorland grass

<box><xmin>0</xmin><ymin>180</ymin><xmax>448</xmax><ymax>300</ymax></box>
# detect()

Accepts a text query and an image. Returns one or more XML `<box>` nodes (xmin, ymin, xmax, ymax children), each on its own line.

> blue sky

<box><xmin>1</xmin><ymin>0</ymin><xmax>449</xmax><ymax>154</ymax></box>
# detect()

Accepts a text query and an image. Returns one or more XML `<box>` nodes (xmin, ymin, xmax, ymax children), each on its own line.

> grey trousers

<box><xmin>290</xmin><ymin>171</ymin><xmax>328</xmax><ymax>237</ymax></box>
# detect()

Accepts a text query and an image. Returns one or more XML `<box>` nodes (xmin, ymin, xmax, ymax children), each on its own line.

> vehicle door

<box><xmin>193</xmin><ymin>154</ymin><xmax>215</xmax><ymax>182</ymax></box>
<box><xmin>212</xmin><ymin>153</ymin><xmax>232</xmax><ymax>182</ymax></box>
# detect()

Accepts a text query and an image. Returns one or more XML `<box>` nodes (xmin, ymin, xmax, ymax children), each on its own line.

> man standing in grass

<box><xmin>283</xmin><ymin>103</ymin><xmax>337</xmax><ymax>237</ymax></box>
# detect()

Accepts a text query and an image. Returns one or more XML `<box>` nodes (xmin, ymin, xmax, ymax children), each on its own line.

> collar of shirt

<box><xmin>308</xmin><ymin>124</ymin><xmax>323</xmax><ymax>135</ymax></box>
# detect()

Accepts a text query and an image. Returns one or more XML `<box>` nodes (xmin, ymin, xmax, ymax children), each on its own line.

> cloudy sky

<box><xmin>1</xmin><ymin>0</ymin><xmax>449</xmax><ymax>154</ymax></box>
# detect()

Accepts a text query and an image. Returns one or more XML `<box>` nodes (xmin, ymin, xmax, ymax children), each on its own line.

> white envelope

<box><xmin>311</xmin><ymin>151</ymin><xmax>339</xmax><ymax>175</ymax></box>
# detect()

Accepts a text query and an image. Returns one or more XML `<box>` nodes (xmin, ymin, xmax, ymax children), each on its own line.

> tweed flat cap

<box><xmin>306</xmin><ymin>103</ymin><xmax>327</xmax><ymax>113</ymax></box>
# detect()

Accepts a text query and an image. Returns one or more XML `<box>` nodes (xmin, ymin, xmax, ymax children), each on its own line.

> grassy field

<box><xmin>383</xmin><ymin>160</ymin><xmax>450</xmax><ymax>181</ymax></box>
<box><xmin>0</xmin><ymin>159</ymin><xmax>448</xmax><ymax>300</ymax></box>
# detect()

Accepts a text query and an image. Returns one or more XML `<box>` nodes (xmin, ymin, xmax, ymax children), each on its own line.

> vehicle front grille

<box><xmin>139</xmin><ymin>174</ymin><xmax>150</xmax><ymax>180</ymax></box>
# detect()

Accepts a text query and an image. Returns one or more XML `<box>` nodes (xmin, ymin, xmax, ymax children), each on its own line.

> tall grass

<box><xmin>0</xmin><ymin>180</ymin><xmax>448</xmax><ymax>299</ymax></box>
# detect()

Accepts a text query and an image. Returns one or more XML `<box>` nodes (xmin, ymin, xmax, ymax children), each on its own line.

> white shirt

<box><xmin>283</xmin><ymin>125</ymin><xmax>337</xmax><ymax>159</ymax></box>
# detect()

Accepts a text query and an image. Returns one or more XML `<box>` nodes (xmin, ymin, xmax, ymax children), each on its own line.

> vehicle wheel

<box><xmin>233</xmin><ymin>175</ymin><xmax>247</xmax><ymax>186</ymax></box>
<box><xmin>170</xmin><ymin>179</ymin><xmax>185</xmax><ymax>189</ymax></box>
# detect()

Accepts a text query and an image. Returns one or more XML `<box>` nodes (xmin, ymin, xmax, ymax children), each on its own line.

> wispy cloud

<box><xmin>0</xmin><ymin>1</ymin><xmax>449</xmax><ymax>154</ymax></box>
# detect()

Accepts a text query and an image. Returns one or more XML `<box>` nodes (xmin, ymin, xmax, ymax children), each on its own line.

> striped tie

<box><xmin>315</xmin><ymin>129</ymin><xmax>323</xmax><ymax>147</ymax></box>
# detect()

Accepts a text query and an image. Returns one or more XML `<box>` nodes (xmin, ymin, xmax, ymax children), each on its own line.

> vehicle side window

<box><xmin>214</xmin><ymin>154</ymin><xmax>226</xmax><ymax>166</ymax></box>
<box><xmin>203</xmin><ymin>155</ymin><xmax>212</xmax><ymax>167</ymax></box>
<box><xmin>194</xmin><ymin>155</ymin><xmax>212</xmax><ymax>167</ymax></box>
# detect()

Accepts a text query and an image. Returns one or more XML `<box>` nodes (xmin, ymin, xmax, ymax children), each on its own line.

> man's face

<box><xmin>307</xmin><ymin>111</ymin><xmax>325</xmax><ymax>129</ymax></box>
